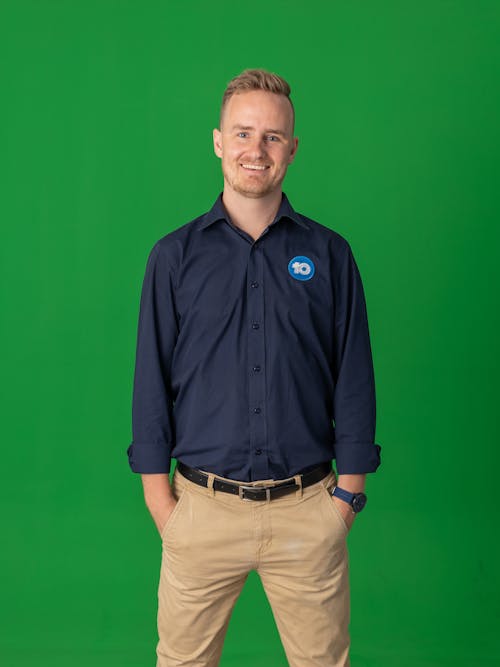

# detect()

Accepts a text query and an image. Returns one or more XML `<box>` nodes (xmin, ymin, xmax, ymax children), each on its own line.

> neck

<box><xmin>221</xmin><ymin>187</ymin><xmax>283</xmax><ymax>233</ymax></box>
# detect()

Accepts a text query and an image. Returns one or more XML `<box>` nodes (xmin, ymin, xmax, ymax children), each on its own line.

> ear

<box><xmin>213</xmin><ymin>128</ymin><xmax>223</xmax><ymax>158</ymax></box>
<box><xmin>288</xmin><ymin>136</ymin><xmax>299</xmax><ymax>164</ymax></box>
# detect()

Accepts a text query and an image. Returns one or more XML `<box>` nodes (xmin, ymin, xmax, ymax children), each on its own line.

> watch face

<box><xmin>352</xmin><ymin>493</ymin><xmax>367</xmax><ymax>513</ymax></box>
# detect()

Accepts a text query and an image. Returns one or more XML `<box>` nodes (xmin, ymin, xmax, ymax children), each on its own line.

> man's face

<box><xmin>213</xmin><ymin>90</ymin><xmax>298</xmax><ymax>199</ymax></box>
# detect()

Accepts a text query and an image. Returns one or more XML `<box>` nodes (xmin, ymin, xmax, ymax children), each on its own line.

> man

<box><xmin>127</xmin><ymin>68</ymin><xmax>381</xmax><ymax>667</ymax></box>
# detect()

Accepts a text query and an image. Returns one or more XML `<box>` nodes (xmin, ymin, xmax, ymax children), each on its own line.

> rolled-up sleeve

<box><xmin>332</xmin><ymin>242</ymin><xmax>382</xmax><ymax>474</ymax></box>
<box><xmin>127</xmin><ymin>242</ymin><xmax>178</xmax><ymax>473</ymax></box>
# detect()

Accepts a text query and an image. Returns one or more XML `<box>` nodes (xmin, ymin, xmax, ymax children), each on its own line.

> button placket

<box><xmin>247</xmin><ymin>244</ymin><xmax>268</xmax><ymax>479</ymax></box>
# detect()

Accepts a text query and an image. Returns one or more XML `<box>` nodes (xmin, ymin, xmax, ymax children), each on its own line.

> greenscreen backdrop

<box><xmin>1</xmin><ymin>1</ymin><xmax>499</xmax><ymax>665</ymax></box>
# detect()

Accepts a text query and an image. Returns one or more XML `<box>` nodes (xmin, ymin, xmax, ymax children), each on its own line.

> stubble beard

<box><xmin>223</xmin><ymin>162</ymin><xmax>283</xmax><ymax>199</ymax></box>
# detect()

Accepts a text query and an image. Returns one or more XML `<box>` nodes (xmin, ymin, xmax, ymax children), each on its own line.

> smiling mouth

<box><xmin>240</xmin><ymin>163</ymin><xmax>270</xmax><ymax>171</ymax></box>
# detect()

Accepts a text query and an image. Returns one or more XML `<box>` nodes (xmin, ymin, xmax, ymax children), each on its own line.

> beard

<box><xmin>222</xmin><ymin>161</ymin><xmax>284</xmax><ymax>199</ymax></box>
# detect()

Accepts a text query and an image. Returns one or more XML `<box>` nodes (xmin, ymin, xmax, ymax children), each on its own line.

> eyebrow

<box><xmin>231</xmin><ymin>124</ymin><xmax>287</xmax><ymax>137</ymax></box>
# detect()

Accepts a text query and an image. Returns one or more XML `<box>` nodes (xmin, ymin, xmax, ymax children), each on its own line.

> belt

<box><xmin>176</xmin><ymin>461</ymin><xmax>332</xmax><ymax>501</ymax></box>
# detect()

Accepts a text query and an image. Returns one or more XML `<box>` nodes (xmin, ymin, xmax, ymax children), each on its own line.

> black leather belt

<box><xmin>176</xmin><ymin>461</ymin><xmax>332</xmax><ymax>501</ymax></box>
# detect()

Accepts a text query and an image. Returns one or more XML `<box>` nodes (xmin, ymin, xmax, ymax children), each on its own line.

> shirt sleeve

<box><xmin>127</xmin><ymin>242</ymin><xmax>178</xmax><ymax>473</ymax></box>
<box><xmin>332</xmin><ymin>242</ymin><xmax>382</xmax><ymax>474</ymax></box>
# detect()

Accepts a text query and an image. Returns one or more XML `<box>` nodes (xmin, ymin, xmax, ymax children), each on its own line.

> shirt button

<box><xmin>253</xmin><ymin>365</ymin><xmax>261</xmax><ymax>372</ymax></box>
<box><xmin>252</xmin><ymin>322</ymin><xmax>260</xmax><ymax>329</ymax></box>
<box><xmin>253</xmin><ymin>407</ymin><xmax>261</xmax><ymax>414</ymax></box>
<box><xmin>255</xmin><ymin>448</ymin><xmax>262</xmax><ymax>455</ymax></box>
<box><xmin>251</xmin><ymin>281</ymin><xmax>259</xmax><ymax>288</ymax></box>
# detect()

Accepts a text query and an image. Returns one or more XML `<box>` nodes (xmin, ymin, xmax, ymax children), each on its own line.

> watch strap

<box><xmin>332</xmin><ymin>486</ymin><xmax>355</xmax><ymax>504</ymax></box>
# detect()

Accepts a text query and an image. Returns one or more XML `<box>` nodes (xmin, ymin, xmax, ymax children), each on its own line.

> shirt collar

<box><xmin>198</xmin><ymin>191</ymin><xmax>310</xmax><ymax>231</ymax></box>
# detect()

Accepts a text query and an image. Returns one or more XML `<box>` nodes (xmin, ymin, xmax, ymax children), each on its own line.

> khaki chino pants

<box><xmin>156</xmin><ymin>465</ymin><xmax>351</xmax><ymax>667</ymax></box>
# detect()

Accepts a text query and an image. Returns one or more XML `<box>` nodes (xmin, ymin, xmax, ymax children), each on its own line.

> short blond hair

<box><xmin>219</xmin><ymin>68</ymin><xmax>295</xmax><ymax>130</ymax></box>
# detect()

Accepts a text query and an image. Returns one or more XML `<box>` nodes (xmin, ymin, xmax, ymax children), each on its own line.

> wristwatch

<box><xmin>331</xmin><ymin>486</ymin><xmax>367</xmax><ymax>513</ymax></box>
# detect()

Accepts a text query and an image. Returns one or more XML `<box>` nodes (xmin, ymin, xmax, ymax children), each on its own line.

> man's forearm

<box><xmin>336</xmin><ymin>473</ymin><xmax>366</xmax><ymax>493</ymax></box>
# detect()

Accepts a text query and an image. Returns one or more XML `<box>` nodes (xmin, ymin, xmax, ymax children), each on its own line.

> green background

<box><xmin>1</xmin><ymin>1</ymin><xmax>499</xmax><ymax>665</ymax></box>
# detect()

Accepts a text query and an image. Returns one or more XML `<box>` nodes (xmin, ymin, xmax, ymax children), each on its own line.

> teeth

<box><xmin>241</xmin><ymin>164</ymin><xmax>268</xmax><ymax>170</ymax></box>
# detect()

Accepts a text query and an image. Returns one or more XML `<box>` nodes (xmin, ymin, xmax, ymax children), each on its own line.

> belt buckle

<box><xmin>238</xmin><ymin>485</ymin><xmax>271</xmax><ymax>501</ymax></box>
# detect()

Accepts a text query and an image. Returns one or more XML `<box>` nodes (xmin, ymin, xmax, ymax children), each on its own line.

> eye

<box><xmin>237</xmin><ymin>132</ymin><xmax>248</xmax><ymax>138</ymax></box>
<box><xmin>267</xmin><ymin>135</ymin><xmax>280</xmax><ymax>142</ymax></box>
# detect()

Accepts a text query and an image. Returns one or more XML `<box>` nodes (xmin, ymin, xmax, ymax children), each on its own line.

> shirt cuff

<box><xmin>127</xmin><ymin>442</ymin><xmax>172</xmax><ymax>474</ymax></box>
<box><xmin>334</xmin><ymin>443</ymin><xmax>382</xmax><ymax>475</ymax></box>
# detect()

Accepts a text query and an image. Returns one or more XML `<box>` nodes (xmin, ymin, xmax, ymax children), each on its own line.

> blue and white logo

<box><xmin>288</xmin><ymin>255</ymin><xmax>315</xmax><ymax>281</ymax></box>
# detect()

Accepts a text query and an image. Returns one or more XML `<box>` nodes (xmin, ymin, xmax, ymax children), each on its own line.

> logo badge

<box><xmin>288</xmin><ymin>255</ymin><xmax>315</xmax><ymax>281</ymax></box>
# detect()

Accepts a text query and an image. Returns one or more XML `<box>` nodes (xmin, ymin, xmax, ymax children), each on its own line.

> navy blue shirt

<box><xmin>127</xmin><ymin>191</ymin><xmax>381</xmax><ymax>480</ymax></box>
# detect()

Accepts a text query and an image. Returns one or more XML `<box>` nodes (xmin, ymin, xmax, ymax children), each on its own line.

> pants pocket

<box><xmin>160</xmin><ymin>487</ymin><xmax>188</xmax><ymax>542</ymax></box>
<box><xmin>321</xmin><ymin>484</ymin><xmax>349</xmax><ymax>536</ymax></box>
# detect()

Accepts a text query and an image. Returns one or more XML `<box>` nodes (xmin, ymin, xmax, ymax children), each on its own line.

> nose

<box><xmin>246</xmin><ymin>135</ymin><xmax>266</xmax><ymax>158</ymax></box>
